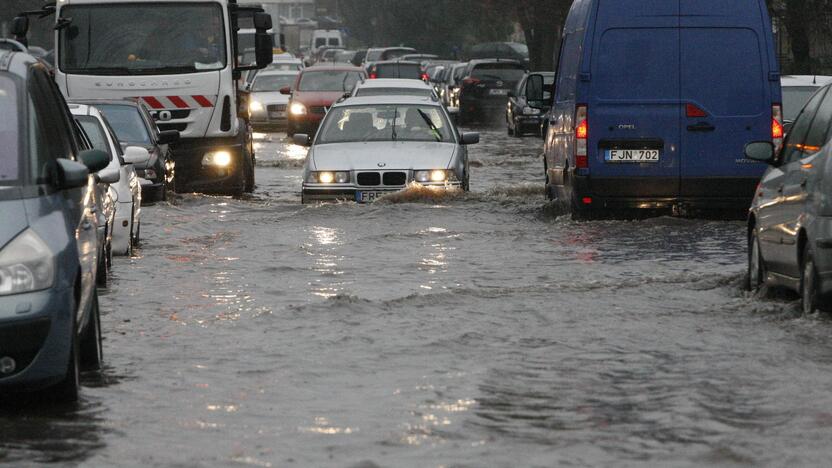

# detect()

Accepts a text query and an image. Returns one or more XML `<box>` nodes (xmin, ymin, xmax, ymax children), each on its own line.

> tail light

<box><xmin>772</xmin><ymin>104</ymin><xmax>784</xmax><ymax>153</ymax></box>
<box><xmin>421</xmin><ymin>73</ymin><xmax>429</xmax><ymax>81</ymax></box>
<box><xmin>575</xmin><ymin>105</ymin><xmax>588</xmax><ymax>169</ymax></box>
<box><xmin>369</xmin><ymin>73</ymin><xmax>377</xmax><ymax>79</ymax></box>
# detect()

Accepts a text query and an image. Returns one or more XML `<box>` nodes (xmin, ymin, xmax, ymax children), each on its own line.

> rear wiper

<box><xmin>417</xmin><ymin>109</ymin><xmax>443</xmax><ymax>142</ymax></box>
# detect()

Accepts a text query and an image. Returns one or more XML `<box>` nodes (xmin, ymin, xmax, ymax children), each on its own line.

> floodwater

<box><xmin>2</xmin><ymin>129</ymin><xmax>832</xmax><ymax>467</ymax></box>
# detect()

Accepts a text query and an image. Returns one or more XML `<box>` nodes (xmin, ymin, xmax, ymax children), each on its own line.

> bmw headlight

<box><xmin>307</xmin><ymin>171</ymin><xmax>349</xmax><ymax>184</ymax></box>
<box><xmin>0</xmin><ymin>229</ymin><xmax>55</xmax><ymax>296</ymax></box>
<box><xmin>202</xmin><ymin>151</ymin><xmax>232</xmax><ymax>167</ymax></box>
<box><xmin>250</xmin><ymin>100</ymin><xmax>264</xmax><ymax>113</ymax></box>
<box><xmin>414</xmin><ymin>170</ymin><xmax>455</xmax><ymax>183</ymax></box>
<box><xmin>290</xmin><ymin>102</ymin><xmax>307</xmax><ymax>116</ymax></box>
<box><xmin>523</xmin><ymin>107</ymin><xmax>541</xmax><ymax>116</ymax></box>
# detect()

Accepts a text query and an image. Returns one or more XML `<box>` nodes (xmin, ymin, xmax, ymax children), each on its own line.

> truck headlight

<box><xmin>250</xmin><ymin>100</ymin><xmax>264</xmax><ymax>113</ymax></box>
<box><xmin>290</xmin><ymin>102</ymin><xmax>307</xmax><ymax>116</ymax></box>
<box><xmin>415</xmin><ymin>170</ymin><xmax>454</xmax><ymax>183</ymax></box>
<box><xmin>307</xmin><ymin>171</ymin><xmax>349</xmax><ymax>184</ymax></box>
<box><xmin>0</xmin><ymin>229</ymin><xmax>55</xmax><ymax>296</ymax></box>
<box><xmin>202</xmin><ymin>151</ymin><xmax>232</xmax><ymax>167</ymax></box>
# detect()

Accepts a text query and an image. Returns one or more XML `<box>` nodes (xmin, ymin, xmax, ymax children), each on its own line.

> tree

<box><xmin>496</xmin><ymin>0</ymin><xmax>571</xmax><ymax>70</ymax></box>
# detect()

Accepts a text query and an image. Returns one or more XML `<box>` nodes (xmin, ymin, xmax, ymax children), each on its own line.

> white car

<box><xmin>249</xmin><ymin>70</ymin><xmax>300</xmax><ymax>131</ymax></box>
<box><xmin>295</xmin><ymin>95</ymin><xmax>479</xmax><ymax>203</ymax></box>
<box><xmin>351</xmin><ymin>78</ymin><xmax>437</xmax><ymax>99</ymax></box>
<box><xmin>70</xmin><ymin>104</ymin><xmax>147</xmax><ymax>256</ymax></box>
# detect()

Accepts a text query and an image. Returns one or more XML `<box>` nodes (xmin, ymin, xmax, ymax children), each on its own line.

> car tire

<box><xmin>746</xmin><ymin>228</ymin><xmax>765</xmax><ymax>291</ymax></box>
<box><xmin>244</xmin><ymin>152</ymin><xmax>255</xmax><ymax>193</ymax></box>
<box><xmin>80</xmin><ymin>289</ymin><xmax>103</xmax><ymax>372</ymax></box>
<box><xmin>53</xmin><ymin>311</ymin><xmax>80</xmax><ymax>403</ymax></box>
<box><xmin>96</xmin><ymin>248</ymin><xmax>108</xmax><ymax>288</ymax></box>
<box><xmin>802</xmin><ymin>246</ymin><xmax>823</xmax><ymax>314</ymax></box>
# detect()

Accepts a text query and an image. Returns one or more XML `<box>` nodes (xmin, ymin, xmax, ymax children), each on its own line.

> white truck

<box><xmin>14</xmin><ymin>0</ymin><xmax>274</xmax><ymax>195</ymax></box>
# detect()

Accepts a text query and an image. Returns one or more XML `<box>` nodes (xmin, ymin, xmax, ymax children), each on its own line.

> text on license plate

<box><xmin>605</xmin><ymin>149</ymin><xmax>660</xmax><ymax>162</ymax></box>
<box><xmin>489</xmin><ymin>89</ymin><xmax>509</xmax><ymax>96</ymax></box>
<box><xmin>356</xmin><ymin>191</ymin><xmax>386</xmax><ymax>203</ymax></box>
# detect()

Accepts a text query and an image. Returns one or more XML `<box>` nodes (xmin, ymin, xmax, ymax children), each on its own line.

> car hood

<box><xmin>292</xmin><ymin>90</ymin><xmax>347</xmax><ymax>106</ymax></box>
<box><xmin>251</xmin><ymin>91</ymin><xmax>289</xmax><ymax>105</ymax></box>
<box><xmin>0</xmin><ymin>190</ymin><xmax>29</xmax><ymax>249</ymax></box>
<box><xmin>310</xmin><ymin>141</ymin><xmax>457</xmax><ymax>171</ymax></box>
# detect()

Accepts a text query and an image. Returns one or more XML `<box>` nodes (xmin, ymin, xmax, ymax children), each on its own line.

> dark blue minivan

<box><xmin>542</xmin><ymin>0</ymin><xmax>782</xmax><ymax>218</ymax></box>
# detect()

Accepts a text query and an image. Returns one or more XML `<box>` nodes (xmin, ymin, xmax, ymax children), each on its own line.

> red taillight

<box><xmin>421</xmin><ymin>73</ymin><xmax>429</xmax><ymax>81</ymax></box>
<box><xmin>686</xmin><ymin>103</ymin><xmax>707</xmax><ymax>118</ymax></box>
<box><xmin>772</xmin><ymin>119</ymin><xmax>784</xmax><ymax>139</ymax></box>
<box><xmin>369</xmin><ymin>72</ymin><xmax>377</xmax><ymax>79</ymax></box>
<box><xmin>772</xmin><ymin>104</ymin><xmax>784</xmax><ymax>152</ymax></box>
<box><xmin>575</xmin><ymin>105</ymin><xmax>588</xmax><ymax>169</ymax></box>
<box><xmin>582</xmin><ymin>197</ymin><xmax>593</xmax><ymax>205</ymax></box>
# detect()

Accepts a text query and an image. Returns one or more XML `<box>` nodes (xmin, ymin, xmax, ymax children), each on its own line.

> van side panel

<box><xmin>586</xmin><ymin>0</ymin><xmax>681</xmax><ymax>198</ymax></box>
<box><xmin>678</xmin><ymin>0</ymin><xmax>776</xmax><ymax>200</ymax></box>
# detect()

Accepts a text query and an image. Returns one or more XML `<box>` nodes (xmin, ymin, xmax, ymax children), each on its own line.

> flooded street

<box><xmin>3</xmin><ymin>129</ymin><xmax>832</xmax><ymax>467</ymax></box>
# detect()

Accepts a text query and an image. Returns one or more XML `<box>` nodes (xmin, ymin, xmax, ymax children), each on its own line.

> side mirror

<box><xmin>253</xmin><ymin>11</ymin><xmax>273</xmax><ymax>30</ymax></box>
<box><xmin>97</xmin><ymin>164</ymin><xmax>121</xmax><ymax>184</ymax></box>
<box><xmin>123</xmin><ymin>146</ymin><xmax>151</xmax><ymax>165</ymax></box>
<box><xmin>460</xmin><ymin>132</ymin><xmax>480</xmax><ymax>145</ymax></box>
<box><xmin>293</xmin><ymin>133</ymin><xmax>311</xmax><ymax>147</ymax></box>
<box><xmin>255</xmin><ymin>30</ymin><xmax>274</xmax><ymax>69</ymax></box>
<box><xmin>280</xmin><ymin>86</ymin><xmax>292</xmax><ymax>95</ymax></box>
<box><xmin>157</xmin><ymin>130</ymin><xmax>180</xmax><ymax>145</ymax></box>
<box><xmin>53</xmin><ymin>158</ymin><xmax>90</xmax><ymax>189</ymax></box>
<box><xmin>525</xmin><ymin>74</ymin><xmax>545</xmax><ymax>107</ymax></box>
<box><xmin>79</xmin><ymin>149</ymin><xmax>110</xmax><ymax>173</ymax></box>
<box><xmin>744</xmin><ymin>141</ymin><xmax>775</xmax><ymax>164</ymax></box>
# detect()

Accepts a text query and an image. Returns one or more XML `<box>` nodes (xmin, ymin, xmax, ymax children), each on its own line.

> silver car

<box><xmin>295</xmin><ymin>95</ymin><xmax>479</xmax><ymax>203</ymax></box>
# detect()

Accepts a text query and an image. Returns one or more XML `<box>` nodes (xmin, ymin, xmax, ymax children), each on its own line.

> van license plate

<box><xmin>356</xmin><ymin>191</ymin><xmax>385</xmax><ymax>203</ymax></box>
<box><xmin>605</xmin><ymin>149</ymin><xmax>660</xmax><ymax>163</ymax></box>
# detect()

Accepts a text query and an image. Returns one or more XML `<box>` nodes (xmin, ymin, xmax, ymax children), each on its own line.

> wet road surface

<box><xmin>3</xmin><ymin>129</ymin><xmax>832</xmax><ymax>467</ymax></box>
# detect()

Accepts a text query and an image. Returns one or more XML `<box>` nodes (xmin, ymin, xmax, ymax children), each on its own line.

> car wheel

<box><xmin>802</xmin><ymin>246</ymin><xmax>821</xmax><ymax>315</ymax></box>
<box><xmin>133</xmin><ymin>221</ymin><xmax>141</xmax><ymax>249</ymax></box>
<box><xmin>96</xmin><ymin>249</ymin><xmax>108</xmax><ymax>288</ymax></box>
<box><xmin>746</xmin><ymin>228</ymin><xmax>765</xmax><ymax>291</ymax></box>
<box><xmin>80</xmin><ymin>289</ymin><xmax>103</xmax><ymax>372</ymax></box>
<box><xmin>53</xmin><ymin>313</ymin><xmax>80</xmax><ymax>403</ymax></box>
<box><xmin>244</xmin><ymin>152</ymin><xmax>255</xmax><ymax>193</ymax></box>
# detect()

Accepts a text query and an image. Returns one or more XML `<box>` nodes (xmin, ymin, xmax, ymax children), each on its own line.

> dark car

<box><xmin>0</xmin><ymin>51</ymin><xmax>109</xmax><ymax>402</ymax></box>
<box><xmin>507</xmin><ymin>72</ymin><xmax>555</xmax><ymax>137</ymax></box>
<box><xmin>364</xmin><ymin>47</ymin><xmax>417</xmax><ymax>64</ymax></box>
<box><xmin>350</xmin><ymin>49</ymin><xmax>368</xmax><ymax>67</ymax></box>
<box><xmin>284</xmin><ymin>66</ymin><xmax>366</xmax><ymax>137</ymax></box>
<box><xmin>457</xmin><ymin>60</ymin><xmax>526</xmax><ymax>125</ymax></box>
<box><xmin>77</xmin><ymin>100</ymin><xmax>179</xmax><ymax>202</ymax></box>
<box><xmin>746</xmin><ymin>82</ymin><xmax>832</xmax><ymax>314</ymax></box>
<box><xmin>367</xmin><ymin>61</ymin><xmax>424</xmax><ymax>80</ymax></box>
<box><xmin>468</xmin><ymin>42</ymin><xmax>529</xmax><ymax>66</ymax></box>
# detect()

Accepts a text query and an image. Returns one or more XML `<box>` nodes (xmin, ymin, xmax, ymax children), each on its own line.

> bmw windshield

<box><xmin>317</xmin><ymin>105</ymin><xmax>454</xmax><ymax>144</ymax></box>
<box><xmin>0</xmin><ymin>75</ymin><xmax>21</xmax><ymax>186</ymax></box>
<box><xmin>59</xmin><ymin>3</ymin><xmax>227</xmax><ymax>75</ymax></box>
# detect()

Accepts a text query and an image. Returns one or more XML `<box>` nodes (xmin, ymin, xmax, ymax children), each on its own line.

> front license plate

<box><xmin>356</xmin><ymin>191</ymin><xmax>386</xmax><ymax>203</ymax></box>
<box><xmin>605</xmin><ymin>149</ymin><xmax>661</xmax><ymax>163</ymax></box>
<box><xmin>269</xmin><ymin>112</ymin><xmax>286</xmax><ymax>118</ymax></box>
<box><xmin>489</xmin><ymin>89</ymin><xmax>509</xmax><ymax>96</ymax></box>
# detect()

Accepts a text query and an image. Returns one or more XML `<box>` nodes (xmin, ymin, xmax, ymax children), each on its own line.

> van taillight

<box><xmin>575</xmin><ymin>105</ymin><xmax>588</xmax><ymax>169</ymax></box>
<box><xmin>772</xmin><ymin>104</ymin><xmax>784</xmax><ymax>152</ymax></box>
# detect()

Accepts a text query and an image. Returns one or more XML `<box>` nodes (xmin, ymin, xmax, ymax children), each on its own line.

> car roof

<box><xmin>304</xmin><ymin>64</ymin><xmax>364</xmax><ymax>72</ymax></box>
<box><xmin>334</xmin><ymin>95</ymin><xmax>441</xmax><ymax>108</ymax></box>
<box><xmin>372</xmin><ymin>60</ymin><xmax>421</xmax><ymax>66</ymax></box>
<box><xmin>355</xmin><ymin>78</ymin><xmax>430</xmax><ymax>89</ymax></box>
<box><xmin>467</xmin><ymin>59</ymin><xmax>524</xmax><ymax>67</ymax></box>
<box><xmin>257</xmin><ymin>69</ymin><xmax>300</xmax><ymax>77</ymax></box>
<box><xmin>0</xmin><ymin>50</ymin><xmax>41</xmax><ymax>79</ymax></box>
<box><xmin>781</xmin><ymin>75</ymin><xmax>832</xmax><ymax>87</ymax></box>
<box><xmin>71</xmin><ymin>98</ymin><xmax>142</xmax><ymax>108</ymax></box>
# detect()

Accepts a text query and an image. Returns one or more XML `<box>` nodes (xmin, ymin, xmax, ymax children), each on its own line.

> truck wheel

<box><xmin>80</xmin><ymin>289</ymin><xmax>103</xmax><ymax>372</ymax></box>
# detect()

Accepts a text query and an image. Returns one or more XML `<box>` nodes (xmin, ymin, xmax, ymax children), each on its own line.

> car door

<box><xmin>760</xmin><ymin>87</ymin><xmax>827</xmax><ymax>275</ymax></box>
<box><xmin>508</xmin><ymin>77</ymin><xmax>525</xmax><ymax>124</ymax></box>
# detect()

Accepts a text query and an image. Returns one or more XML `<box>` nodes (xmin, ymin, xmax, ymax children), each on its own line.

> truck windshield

<box><xmin>0</xmin><ymin>75</ymin><xmax>20</xmax><ymax>185</ymax></box>
<box><xmin>60</xmin><ymin>3</ymin><xmax>227</xmax><ymax>75</ymax></box>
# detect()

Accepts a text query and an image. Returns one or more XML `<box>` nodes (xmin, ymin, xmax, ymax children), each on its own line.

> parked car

<box><xmin>781</xmin><ymin>75</ymin><xmax>832</xmax><ymax>132</ymax></box>
<box><xmin>367</xmin><ymin>61</ymin><xmax>425</xmax><ymax>81</ymax></box>
<box><xmin>284</xmin><ymin>66</ymin><xmax>366</xmax><ymax>137</ymax></box>
<box><xmin>0</xmin><ymin>51</ymin><xmax>108</xmax><ymax>402</ymax></box>
<box><xmin>507</xmin><ymin>72</ymin><xmax>555</xmax><ymax>137</ymax></box>
<box><xmin>364</xmin><ymin>47</ymin><xmax>417</xmax><ymax>64</ymax></box>
<box><xmin>249</xmin><ymin>70</ymin><xmax>300</xmax><ymax>132</ymax></box>
<box><xmin>79</xmin><ymin>100</ymin><xmax>179</xmax><ymax>200</ymax></box>
<box><xmin>457</xmin><ymin>59</ymin><xmax>526</xmax><ymax>125</ymax></box>
<box><xmin>351</xmin><ymin>78</ymin><xmax>437</xmax><ymax>99</ymax></box>
<box><xmin>71</xmin><ymin>103</ymin><xmax>145</xmax><ymax>257</ymax></box>
<box><xmin>468</xmin><ymin>42</ymin><xmax>529</xmax><ymax>66</ymax></box>
<box><xmin>440</xmin><ymin>63</ymin><xmax>469</xmax><ymax>109</ymax></box>
<box><xmin>295</xmin><ymin>95</ymin><xmax>479</xmax><ymax>203</ymax></box>
<box><xmin>542</xmin><ymin>0</ymin><xmax>781</xmax><ymax>219</ymax></box>
<box><xmin>746</xmin><ymin>83</ymin><xmax>832</xmax><ymax>314</ymax></box>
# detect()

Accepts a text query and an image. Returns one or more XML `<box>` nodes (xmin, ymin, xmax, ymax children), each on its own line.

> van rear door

<box><xmin>589</xmin><ymin>0</ymin><xmax>681</xmax><ymax>199</ymax></box>
<box><xmin>679</xmin><ymin>0</ymin><xmax>772</xmax><ymax>200</ymax></box>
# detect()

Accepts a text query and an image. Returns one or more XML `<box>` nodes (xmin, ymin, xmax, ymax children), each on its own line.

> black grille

<box><xmin>267</xmin><ymin>104</ymin><xmax>287</xmax><ymax>112</ymax></box>
<box><xmin>0</xmin><ymin>318</ymin><xmax>51</xmax><ymax>378</ymax></box>
<box><xmin>309</xmin><ymin>106</ymin><xmax>327</xmax><ymax>115</ymax></box>
<box><xmin>152</xmin><ymin>109</ymin><xmax>190</xmax><ymax>120</ymax></box>
<box><xmin>383</xmin><ymin>172</ymin><xmax>407</xmax><ymax>186</ymax></box>
<box><xmin>158</xmin><ymin>123</ymin><xmax>188</xmax><ymax>132</ymax></box>
<box><xmin>357</xmin><ymin>172</ymin><xmax>381</xmax><ymax>186</ymax></box>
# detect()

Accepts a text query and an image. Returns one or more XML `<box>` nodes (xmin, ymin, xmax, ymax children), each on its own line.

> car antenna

<box><xmin>814</xmin><ymin>75</ymin><xmax>818</xmax><ymax>85</ymax></box>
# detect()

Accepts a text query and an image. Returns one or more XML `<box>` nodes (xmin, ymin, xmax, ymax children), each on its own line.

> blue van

<box><xmin>541</xmin><ymin>0</ymin><xmax>782</xmax><ymax>218</ymax></box>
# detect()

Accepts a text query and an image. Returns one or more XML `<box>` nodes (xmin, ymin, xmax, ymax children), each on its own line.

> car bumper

<box><xmin>514</xmin><ymin>116</ymin><xmax>543</xmax><ymax>132</ymax></box>
<box><xmin>0</xmin><ymin>287</ymin><xmax>74</xmax><ymax>392</ymax></box>
<box><xmin>303</xmin><ymin>182</ymin><xmax>462</xmax><ymax>202</ymax></box>
<box><xmin>251</xmin><ymin>113</ymin><xmax>288</xmax><ymax>131</ymax></box>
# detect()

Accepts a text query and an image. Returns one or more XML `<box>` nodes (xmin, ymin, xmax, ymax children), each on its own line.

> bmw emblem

<box><xmin>377</xmin><ymin>163</ymin><xmax>386</xmax><ymax>168</ymax></box>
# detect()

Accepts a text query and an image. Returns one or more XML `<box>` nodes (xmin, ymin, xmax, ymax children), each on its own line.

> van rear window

<box><xmin>594</xmin><ymin>28</ymin><xmax>679</xmax><ymax>100</ymax></box>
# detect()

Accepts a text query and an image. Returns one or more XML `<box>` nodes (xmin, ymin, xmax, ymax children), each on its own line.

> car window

<box><xmin>298</xmin><ymin>71</ymin><xmax>363</xmax><ymax>92</ymax></box>
<box><xmin>317</xmin><ymin>105</ymin><xmax>453</xmax><ymax>144</ymax></box>
<box><xmin>76</xmin><ymin>116</ymin><xmax>113</xmax><ymax>157</ymax></box>
<box><xmin>252</xmin><ymin>74</ymin><xmax>296</xmax><ymax>92</ymax></box>
<box><xmin>802</xmin><ymin>87</ymin><xmax>832</xmax><ymax>156</ymax></box>
<box><xmin>374</xmin><ymin>63</ymin><xmax>421</xmax><ymax>79</ymax></box>
<box><xmin>471</xmin><ymin>63</ymin><xmax>526</xmax><ymax>82</ymax></box>
<box><xmin>783</xmin><ymin>86</ymin><xmax>821</xmax><ymax>122</ymax></box>
<box><xmin>782</xmin><ymin>87</ymin><xmax>828</xmax><ymax>164</ymax></box>
<box><xmin>96</xmin><ymin>104</ymin><xmax>153</xmax><ymax>145</ymax></box>
<box><xmin>0</xmin><ymin>74</ymin><xmax>21</xmax><ymax>185</ymax></box>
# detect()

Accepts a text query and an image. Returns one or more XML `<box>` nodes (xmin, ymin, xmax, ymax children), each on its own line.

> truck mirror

<box><xmin>12</xmin><ymin>16</ymin><xmax>29</xmax><ymax>44</ymax></box>
<box><xmin>253</xmin><ymin>12</ymin><xmax>272</xmax><ymax>30</ymax></box>
<box><xmin>255</xmin><ymin>32</ymin><xmax>274</xmax><ymax>69</ymax></box>
<box><xmin>525</xmin><ymin>74</ymin><xmax>545</xmax><ymax>106</ymax></box>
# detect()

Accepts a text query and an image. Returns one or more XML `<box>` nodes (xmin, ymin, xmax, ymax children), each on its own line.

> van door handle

<box><xmin>687</xmin><ymin>122</ymin><xmax>716</xmax><ymax>132</ymax></box>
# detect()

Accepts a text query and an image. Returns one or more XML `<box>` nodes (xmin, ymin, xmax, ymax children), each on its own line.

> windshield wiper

<box><xmin>417</xmin><ymin>109</ymin><xmax>443</xmax><ymax>142</ymax></box>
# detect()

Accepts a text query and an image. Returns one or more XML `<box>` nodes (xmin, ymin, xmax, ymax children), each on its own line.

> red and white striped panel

<box><xmin>137</xmin><ymin>95</ymin><xmax>216</xmax><ymax>110</ymax></box>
